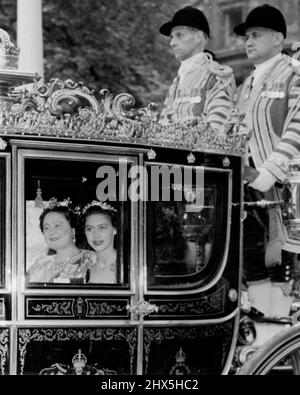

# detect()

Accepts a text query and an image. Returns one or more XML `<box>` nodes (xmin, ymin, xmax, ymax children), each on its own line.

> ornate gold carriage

<box><xmin>0</xmin><ymin>29</ymin><xmax>248</xmax><ymax>375</ymax></box>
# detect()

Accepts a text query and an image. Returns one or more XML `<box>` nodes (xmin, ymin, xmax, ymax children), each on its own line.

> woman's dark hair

<box><xmin>81</xmin><ymin>206</ymin><xmax>117</xmax><ymax>228</ymax></box>
<box><xmin>39</xmin><ymin>206</ymin><xmax>77</xmax><ymax>232</ymax></box>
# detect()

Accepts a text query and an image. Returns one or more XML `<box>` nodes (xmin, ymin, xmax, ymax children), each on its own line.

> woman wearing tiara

<box><xmin>26</xmin><ymin>202</ymin><xmax>97</xmax><ymax>284</ymax></box>
<box><xmin>81</xmin><ymin>201</ymin><xmax>117</xmax><ymax>283</ymax></box>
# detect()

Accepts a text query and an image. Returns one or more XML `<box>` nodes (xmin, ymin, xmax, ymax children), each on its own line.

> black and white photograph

<box><xmin>0</xmin><ymin>0</ymin><xmax>300</xmax><ymax>381</ymax></box>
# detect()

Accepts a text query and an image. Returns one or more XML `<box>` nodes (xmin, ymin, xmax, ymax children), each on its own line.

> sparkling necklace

<box><xmin>54</xmin><ymin>248</ymin><xmax>81</xmax><ymax>276</ymax></box>
<box><xmin>96</xmin><ymin>252</ymin><xmax>116</xmax><ymax>270</ymax></box>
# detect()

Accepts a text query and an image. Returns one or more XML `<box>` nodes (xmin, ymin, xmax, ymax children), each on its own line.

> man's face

<box><xmin>170</xmin><ymin>26</ymin><xmax>203</xmax><ymax>61</ymax></box>
<box><xmin>244</xmin><ymin>27</ymin><xmax>282</xmax><ymax>65</ymax></box>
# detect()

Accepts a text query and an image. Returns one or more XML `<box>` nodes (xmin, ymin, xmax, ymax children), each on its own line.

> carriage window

<box><xmin>24</xmin><ymin>156</ymin><xmax>130</xmax><ymax>288</ymax></box>
<box><xmin>147</xmin><ymin>167</ymin><xmax>230</xmax><ymax>290</ymax></box>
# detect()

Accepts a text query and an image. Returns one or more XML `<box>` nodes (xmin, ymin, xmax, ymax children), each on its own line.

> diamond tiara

<box><xmin>82</xmin><ymin>200</ymin><xmax>117</xmax><ymax>214</ymax></box>
<box><xmin>48</xmin><ymin>197</ymin><xmax>72</xmax><ymax>209</ymax></box>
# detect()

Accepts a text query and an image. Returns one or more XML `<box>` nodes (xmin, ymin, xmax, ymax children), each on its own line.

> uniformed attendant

<box><xmin>159</xmin><ymin>6</ymin><xmax>235</xmax><ymax>131</ymax></box>
<box><xmin>234</xmin><ymin>4</ymin><xmax>299</xmax><ymax>345</ymax></box>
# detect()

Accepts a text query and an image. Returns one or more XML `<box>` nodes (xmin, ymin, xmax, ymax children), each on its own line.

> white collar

<box><xmin>252</xmin><ymin>53</ymin><xmax>282</xmax><ymax>86</ymax></box>
<box><xmin>178</xmin><ymin>52</ymin><xmax>207</xmax><ymax>80</ymax></box>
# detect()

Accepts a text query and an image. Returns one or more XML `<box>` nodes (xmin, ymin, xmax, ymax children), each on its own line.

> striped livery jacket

<box><xmin>159</xmin><ymin>53</ymin><xmax>236</xmax><ymax>133</ymax></box>
<box><xmin>238</xmin><ymin>54</ymin><xmax>300</xmax><ymax>253</ymax></box>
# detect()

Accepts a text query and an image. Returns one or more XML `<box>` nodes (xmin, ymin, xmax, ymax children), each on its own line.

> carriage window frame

<box><xmin>0</xmin><ymin>153</ymin><xmax>11</xmax><ymax>289</ymax></box>
<box><xmin>17</xmin><ymin>148</ymin><xmax>137</xmax><ymax>291</ymax></box>
<box><xmin>144</xmin><ymin>163</ymin><xmax>232</xmax><ymax>295</ymax></box>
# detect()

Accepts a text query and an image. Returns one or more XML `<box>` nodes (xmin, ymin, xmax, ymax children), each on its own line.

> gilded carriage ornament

<box><xmin>74</xmin><ymin>297</ymin><xmax>86</xmax><ymax>318</ymax></box>
<box><xmin>187</xmin><ymin>152</ymin><xmax>196</xmax><ymax>164</ymax></box>
<box><xmin>39</xmin><ymin>348</ymin><xmax>117</xmax><ymax>375</ymax></box>
<box><xmin>0</xmin><ymin>137</ymin><xmax>6</xmax><ymax>150</ymax></box>
<box><xmin>147</xmin><ymin>148</ymin><xmax>156</xmax><ymax>160</ymax></box>
<box><xmin>127</xmin><ymin>300</ymin><xmax>159</xmax><ymax>318</ymax></box>
<box><xmin>0</xmin><ymin>71</ymin><xmax>248</xmax><ymax>155</ymax></box>
<box><xmin>169</xmin><ymin>348</ymin><xmax>191</xmax><ymax>375</ymax></box>
<box><xmin>223</xmin><ymin>156</ymin><xmax>231</xmax><ymax>168</ymax></box>
<box><xmin>0</xmin><ymin>28</ymin><xmax>19</xmax><ymax>69</ymax></box>
<box><xmin>283</xmin><ymin>158</ymin><xmax>300</xmax><ymax>242</ymax></box>
<box><xmin>0</xmin><ymin>28</ymin><xmax>38</xmax><ymax>121</ymax></box>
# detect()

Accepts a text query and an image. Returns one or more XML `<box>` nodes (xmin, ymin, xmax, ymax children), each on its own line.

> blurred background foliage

<box><xmin>0</xmin><ymin>0</ymin><xmax>189</xmax><ymax>107</ymax></box>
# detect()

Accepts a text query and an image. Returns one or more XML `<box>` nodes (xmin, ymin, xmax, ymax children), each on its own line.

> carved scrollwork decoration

<box><xmin>135</xmin><ymin>102</ymin><xmax>159</xmax><ymax>124</ymax></box>
<box><xmin>4</xmin><ymin>88</ymin><xmax>40</xmax><ymax>131</ymax></box>
<box><xmin>18</xmin><ymin>327</ymin><xmax>137</xmax><ymax>375</ymax></box>
<box><xmin>0</xmin><ymin>28</ymin><xmax>19</xmax><ymax>55</ymax></box>
<box><xmin>111</xmin><ymin>93</ymin><xmax>135</xmax><ymax>120</ymax></box>
<box><xmin>27</xmin><ymin>297</ymin><xmax>129</xmax><ymax>319</ymax></box>
<box><xmin>0</xmin><ymin>76</ymin><xmax>248</xmax><ymax>154</ymax></box>
<box><xmin>49</xmin><ymin>83</ymin><xmax>98</xmax><ymax>116</ymax></box>
<box><xmin>47</xmin><ymin>90</ymin><xmax>80</xmax><ymax>116</ymax></box>
<box><xmin>38</xmin><ymin>78</ymin><xmax>99</xmax><ymax>117</ymax></box>
<box><xmin>31</xmin><ymin>301</ymin><xmax>73</xmax><ymax>316</ymax></box>
<box><xmin>0</xmin><ymin>28</ymin><xmax>19</xmax><ymax>69</ymax></box>
<box><xmin>87</xmin><ymin>301</ymin><xmax>127</xmax><ymax>317</ymax></box>
<box><xmin>157</xmin><ymin>287</ymin><xmax>225</xmax><ymax>316</ymax></box>
<box><xmin>18</xmin><ymin>329</ymin><xmax>32</xmax><ymax>376</ymax></box>
<box><xmin>98</xmin><ymin>89</ymin><xmax>114</xmax><ymax>120</ymax></box>
<box><xmin>143</xmin><ymin>322</ymin><xmax>233</xmax><ymax>374</ymax></box>
<box><xmin>0</xmin><ymin>329</ymin><xmax>9</xmax><ymax>375</ymax></box>
<box><xmin>38</xmin><ymin>78</ymin><xmax>65</xmax><ymax>98</ymax></box>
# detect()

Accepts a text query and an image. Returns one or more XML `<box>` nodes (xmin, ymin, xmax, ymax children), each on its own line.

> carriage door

<box><xmin>130</xmin><ymin>158</ymin><xmax>240</xmax><ymax>375</ymax></box>
<box><xmin>13</xmin><ymin>144</ymin><xmax>143</xmax><ymax>375</ymax></box>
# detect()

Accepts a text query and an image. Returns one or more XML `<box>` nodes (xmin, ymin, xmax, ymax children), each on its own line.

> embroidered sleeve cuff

<box><xmin>262</xmin><ymin>153</ymin><xmax>290</xmax><ymax>182</ymax></box>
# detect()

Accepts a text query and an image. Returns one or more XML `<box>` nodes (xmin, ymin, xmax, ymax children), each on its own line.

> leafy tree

<box><xmin>0</xmin><ymin>0</ymin><xmax>188</xmax><ymax>106</ymax></box>
<box><xmin>42</xmin><ymin>0</ymin><xmax>187</xmax><ymax>106</ymax></box>
<box><xmin>0</xmin><ymin>0</ymin><xmax>16</xmax><ymax>36</ymax></box>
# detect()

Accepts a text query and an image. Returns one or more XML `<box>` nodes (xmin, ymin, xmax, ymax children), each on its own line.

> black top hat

<box><xmin>234</xmin><ymin>4</ymin><xmax>286</xmax><ymax>38</ymax></box>
<box><xmin>159</xmin><ymin>6</ymin><xmax>210</xmax><ymax>37</ymax></box>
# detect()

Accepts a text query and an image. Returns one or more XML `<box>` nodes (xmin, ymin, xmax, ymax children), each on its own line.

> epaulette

<box><xmin>207</xmin><ymin>60</ymin><xmax>233</xmax><ymax>78</ymax></box>
<box><xmin>282</xmin><ymin>54</ymin><xmax>300</xmax><ymax>75</ymax></box>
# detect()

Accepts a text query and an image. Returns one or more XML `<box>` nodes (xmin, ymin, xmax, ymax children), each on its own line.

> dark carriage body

<box><xmin>0</xmin><ymin>60</ymin><xmax>246</xmax><ymax>374</ymax></box>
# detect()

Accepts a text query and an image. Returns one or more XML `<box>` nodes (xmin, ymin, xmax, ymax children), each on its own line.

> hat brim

<box><xmin>159</xmin><ymin>21</ymin><xmax>175</xmax><ymax>36</ymax></box>
<box><xmin>234</xmin><ymin>22</ymin><xmax>286</xmax><ymax>37</ymax></box>
<box><xmin>233</xmin><ymin>23</ymin><xmax>247</xmax><ymax>36</ymax></box>
<box><xmin>159</xmin><ymin>21</ymin><xmax>209</xmax><ymax>36</ymax></box>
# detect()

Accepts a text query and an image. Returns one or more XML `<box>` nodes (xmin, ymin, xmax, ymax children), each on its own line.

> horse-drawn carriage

<box><xmin>0</xmin><ymin>28</ymin><xmax>298</xmax><ymax>376</ymax></box>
